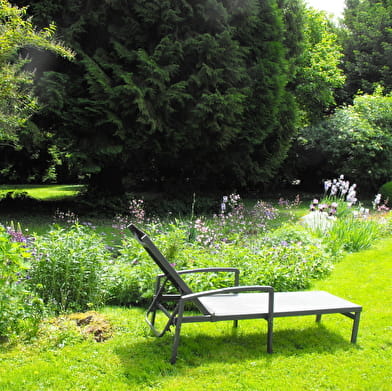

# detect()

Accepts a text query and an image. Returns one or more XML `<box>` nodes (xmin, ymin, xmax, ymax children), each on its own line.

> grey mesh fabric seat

<box><xmin>129</xmin><ymin>224</ymin><xmax>362</xmax><ymax>364</ymax></box>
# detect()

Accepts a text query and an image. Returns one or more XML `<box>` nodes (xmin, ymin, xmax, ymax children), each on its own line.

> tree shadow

<box><xmin>113</xmin><ymin>324</ymin><xmax>359</xmax><ymax>387</ymax></box>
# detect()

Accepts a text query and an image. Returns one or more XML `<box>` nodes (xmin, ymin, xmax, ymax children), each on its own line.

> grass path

<box><xmin>0</xmin><ymin>238</ymin><xmax>391</xmax><ymax>390</ymax></box>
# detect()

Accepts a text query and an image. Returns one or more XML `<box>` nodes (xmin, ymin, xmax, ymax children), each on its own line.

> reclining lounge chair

<box><xmin>129</xmin><ymin>224</ymin><xmax>362</xmax><ymax>364</ymax></box>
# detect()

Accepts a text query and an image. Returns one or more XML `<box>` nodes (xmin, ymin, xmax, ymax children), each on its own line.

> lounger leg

<box><xmin>316</xmin><ymin>314</ymin><xmax>322</xmax><ymax>323</ymax></box>
<box><xmin>267</xmin><ymin>318</ymin><xmax>273</xmax><ymax>353</ymax></box>
<box><xmin>150</xmin><ymin>308</ymin><xmax>157</xmax><ymax>327</ymax></box>
<box><xmin>171</xmin><ymin>303</ymin><xmax>185</xmax><ymax>364</ymax></box>
<box><xmin>233</xmin><ymin>320</ymin><xmax>238</xmax><ymax>328</ymax></box>
<box><xmin>351</xmin><ymin>311</ymin><xmax>361</xmax><ymax>343</ymax></box>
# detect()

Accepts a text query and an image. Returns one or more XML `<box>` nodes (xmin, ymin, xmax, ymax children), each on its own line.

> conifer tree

<box><xmin>11</xmin><ymin>0</ymin><xmax>301</xmax><ymax>193</ymax></box>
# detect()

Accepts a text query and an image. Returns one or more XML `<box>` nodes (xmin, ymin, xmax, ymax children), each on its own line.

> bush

<box><xmin>379</xmin><ymin>181</ymin><xmax>392</xmax><ymax>202</ymax></box>
<box><xmin>293</xmin><ymin>90</ymin><xmax>392</xmax><ymax>191</ymax></box>
<box><xmin>106</xmin><ymin>224</ymin><xmax>189</xmax><ymax>305</ymax></box>
<box><xmin>29</xmin><ymin>224</ymin><xmax>111</xmax><ymax>312</ymax></box>
<box><xmin>108</xmin><ymin>224</ymin><xmax>333</xmax><ymax>305</ymax></box>
<box><xmin>0</xmin><ymin>225</ymin><xmax>44</xmax><ymax>339</ymax></box>
<box><xmin>220</xmin><ymin>241</ymin><xmax>333</xmax><ymax>292</ymax></box>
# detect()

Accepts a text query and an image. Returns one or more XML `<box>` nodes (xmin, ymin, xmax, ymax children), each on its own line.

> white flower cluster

<box><xmin>373</xmin><ymin>194</ymin><xmax>382</xmax><ymax>209</ymax></box>
<box><xmin>324</xmin><ymin>174</ymin><xmax>357</xmax><ymax>206</ymax></box>
<box><xmin>220</xmin><ymin>193</ymin><xmax>241</xmax><ymax>214</ymax></box>
<box><xmin>372</xmin><ymin>193</ymin><xmax>389</xmax><ymax>211</ymax></box>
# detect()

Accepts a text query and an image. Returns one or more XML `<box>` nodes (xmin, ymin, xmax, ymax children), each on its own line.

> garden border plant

<box><xmin>0</xmin><ymin>225</ymin><xmax>44</xmax><ymax>340</ymax></box>
<box><xmin>1</xmin><ymin>177</ymin><xmax>390</xmax><ymax>341</ymax></box>
<box><xmin>28</xmin><ymin>223</ymin><xmax>111</xmax><ymax>313</ymax></box>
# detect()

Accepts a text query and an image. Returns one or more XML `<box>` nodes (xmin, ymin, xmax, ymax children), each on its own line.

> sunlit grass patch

<box><xmin>0</xmin><ymin>184</ymin><xmax>84</xmax><ymax>201</ymax></box>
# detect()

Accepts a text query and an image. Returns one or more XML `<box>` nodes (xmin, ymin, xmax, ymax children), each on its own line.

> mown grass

<box><xmin>0</xmin><ymin>184</ymin><xmax>84</xmax><ymax>201</ymax></box>
<box><xmin>0</xmin><ymin>237</ymin><xmax>390</xmax><ymax>390</ymax></box>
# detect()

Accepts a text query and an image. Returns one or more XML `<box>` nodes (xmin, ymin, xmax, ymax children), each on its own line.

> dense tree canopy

<box><xmin>342</xmin><ymin>0</ymin><xmax>392</xmax><ymax>99</ymax></box>
<box><xmin>0</xmin><ymin>0</ymin><xmax>73</xmax><ymax>146</ymax></box>
<box><xmin>294</xmin><ymin>7</ymin><xmax>345</xmax><ymax>125</ymax></box>
<box><xmin>5</xmin><ymin>0</ymin><xmax>375</xmax><ymax>195</ymax></box>
<box><xmin>291</xmin><ymin>88</ymin><xmax>392</xmax><ymax>191</ymax></box>
<box><xmin>11</xmin><ymin>0</ymin><xmax>302</xmax><ymax>193</ymax></box>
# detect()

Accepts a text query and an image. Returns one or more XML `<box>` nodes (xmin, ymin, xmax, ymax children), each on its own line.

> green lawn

<box><xmin>0</xmin><ymin>184</ymin><xmax>84</xmax><ymax>201</ymax></box>
<box><xmin>0</xmin><ymin>237</ymin><xmax>391</xmax><ymax>390</ymax></box>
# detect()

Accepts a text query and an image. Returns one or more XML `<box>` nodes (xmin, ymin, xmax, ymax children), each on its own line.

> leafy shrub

<box><xmin>109</xmin><ymin>224</ymin><xmax>333</xmax><ymax>305</ymax></box>
<box><xmin>182</xmin><ymin>239</ymin><xmax>332</xmax><ymax>292</ymax></box>
<box><xmin>294</xmin><ymin>90</ymin><xmax>392</xmax><ymax>191</ymax></box>
<box><xmin>0</xmin><ymin>225</ymin><xmax>44</xmax><ymax>339</ymax></box>
<box><xmin>105</xmin><ymin>261</ymin><xmax>142</xmax><ymax>305</ymax></box>
<box><xmin>0</xmin><ymin>191</ymin><xmax>39</xmax><ymax>210</ymax></box>
<box><xmin>218</xmin><ymin>241</ymin><xmax>332</xmax><ymax>292</ymax></box>
<box><xmin>29</xmin><ymin>224</ymin><xmax>111</xmax><ymax>312</ymax></box>
<box><xmin>107</xmin><ymin>224</ymin><xmax>189</xmax><ymax>305</ymax></box>
<box><xmin>263</xmin><ymin>223</ymin><xmax>319</xmax><ymax>246</ymax></box>
<box><xmin>379</xmin><ymin>181</ymin><xmax>392</xmax><ymax>202</ymax></box>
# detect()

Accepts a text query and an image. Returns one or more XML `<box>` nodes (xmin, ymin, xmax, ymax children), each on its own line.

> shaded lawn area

<box><xmin>0</xmin><ymin>238</ymin><xmax>391</xmax><ymax>390</ymax></box>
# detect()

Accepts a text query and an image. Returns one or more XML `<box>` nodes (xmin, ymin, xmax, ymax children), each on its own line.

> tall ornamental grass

<box><xmin>326</xmin><ymin>215</ymin><xmax>382</xmax><ymax>252</ymax></box>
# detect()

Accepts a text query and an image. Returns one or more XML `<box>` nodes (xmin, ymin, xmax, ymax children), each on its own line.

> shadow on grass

<box><xmin>114</xmin><ymin>325</ymin><xmax>358</xmax><ymax>386</ymax></box>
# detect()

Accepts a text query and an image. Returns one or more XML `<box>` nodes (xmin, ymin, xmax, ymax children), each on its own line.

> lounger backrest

<box><xmin>128</xmin><ymin>224</ymin><xmax>193</xmax><ymax>295</ymax></box>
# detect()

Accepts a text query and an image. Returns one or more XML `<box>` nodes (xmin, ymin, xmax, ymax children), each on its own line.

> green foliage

<box><xmin>29</xmin><ymin>224</ymin><xmax>111</xmax><ymax>312</ymax></box>
<box><xmin>11</xmin><ymin>0</ymin><xmax>300</xmax><ymax>192</ymax></box>
<box><xmin>264</xmin><ymin>222</ymin><xmax>319</xmax><ymax>246</ymax></box>
<box><xmin>379</xmin><ymin>181</ymin><xmax>392</xmax><ymax>201</ymax></box>
<box><xmin>294</xmin><ymin>7</ymin><xmax>345</xmax><ymax>125</ymax></box>
<box><xmin>109</xmin><ymin>223</ymin><xmax>333</xmax><ymax>305</ymax></box>
<box><xmin>342</xmin><ymin>0</ymin><xmax>392</xmax><ymax>98</ymax></box>
<box><xmin>107</xmin><ymin>224</ymin><xmax>189</xmax><ymax>304</ymax></box>
<box><xmin>0</xmin><ymin>225</ymin><xmax>44</xmax><ymax>338</ymax></box>
<box><xmin>293</xmin><ymin>89</ymin><xmax>392</xmax><ymax>191</ymax></box>
<box><xmin>325</xmin><ymin>215</ymin><xmax>382</xmax><ymax>253</ymax></box>
<box><xmin>0</xmin><ymin>0</ymin><xmax>73</xmax><ymax>146</ymax></box>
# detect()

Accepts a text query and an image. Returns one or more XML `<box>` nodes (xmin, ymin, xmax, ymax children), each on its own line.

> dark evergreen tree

<box><xmin>11</xmin><ymin>0</ymin><xmax>300</xmax><ymax>194</ymax></box>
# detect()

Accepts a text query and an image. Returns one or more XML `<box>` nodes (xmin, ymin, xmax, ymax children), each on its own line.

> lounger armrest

<box><xmin>177</xmin><ymin>267</ymin><xmax>240</xmax><ymax>277</ymax></box>
<box><xmin>158</xmin><ymin>267</ymin><xmax>240</xmax><ymax>277</ymax></box>
<box><xmin>181</xmin><ymin>285</ymin><xmax>274</xmax><ymax>301</ymax></box>
<box><xmin>157</xmin><ymin>267</ymin><xmax>240</xmax><ymax>287</ymax></box>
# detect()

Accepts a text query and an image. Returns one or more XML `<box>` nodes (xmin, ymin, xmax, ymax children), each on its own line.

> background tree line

<box><xmin>1</xmin><ymin>0</ymin><xmax>391</xmax><ymax>197</ymax></box>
